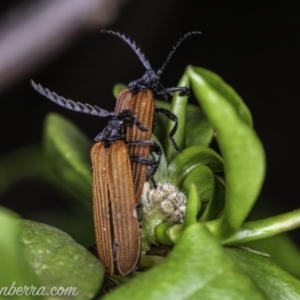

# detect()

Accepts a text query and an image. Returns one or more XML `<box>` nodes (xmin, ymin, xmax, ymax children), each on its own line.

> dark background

<box><xmin>0</xmin><ymin>1</ymin><xmax>299</xmax><ymax>242</ymax></box>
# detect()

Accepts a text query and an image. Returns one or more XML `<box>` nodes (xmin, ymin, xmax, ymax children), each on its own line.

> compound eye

<box><xmin>123</xmin><ymin>117</ymin><xmax>133</xmax><ymax>127</ymax></box>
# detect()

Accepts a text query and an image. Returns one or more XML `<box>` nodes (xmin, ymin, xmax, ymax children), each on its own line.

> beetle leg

<box><xmin>155</xmin><ymin>108</ymin><xmax>180</xmax><ymax>152</ymax></box>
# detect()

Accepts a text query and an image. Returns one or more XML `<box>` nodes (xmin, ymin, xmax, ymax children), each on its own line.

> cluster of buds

<box><xmin>139</xmin><ymin>182</ymin><xmax>186</xmax><ymax>252</ymax></box>
<box><xmin>140</xmin><ymin>182</ymin><xmax>187</xmax><ymax>223</ymax></box>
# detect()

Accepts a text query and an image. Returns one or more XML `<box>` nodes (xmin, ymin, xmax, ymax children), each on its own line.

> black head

<box><xmin>128</xmin><ymin>69</ymin><xmax>165</xmax><ymax>96</ymax></box>
<box><xmin>102</xmin><ymin>30</ymin><xmax>201</xmax><ymax>100</ymax></box>
<box><xmin>94</xmin><ymin>109</ymin><xmax>147</xmax><ymax>147</ymax></box>
<box><xmin>94</xmin><ymin>116</ymin><xmax>125</xmax><ymax>147</ymax></box>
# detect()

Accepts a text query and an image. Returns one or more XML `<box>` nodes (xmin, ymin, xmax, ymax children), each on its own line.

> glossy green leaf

<box><xmin>184</xmin><ymin>184</ymin><xmax>201</xmax><ymax>227</ymax></box>
<box><xmin>244</xmin><ymin>235</ymin><xmax>300</xmax><ymax>280</ymax></box>
<box><xmin>185</xmin><ymin>113</ymin><xmax>213</xmax><ymax>148</ymax></box>
<box><xmin>222</xmin><ymin>209</ymin><xmax>300</xmax><ymax>246</ymax></box>
<box><xmin>188</xmin><ymin>67</ymin><xmax>253</xmax><ymax>126</ymax></box>
<box><xmin>0</xmin><ymin>207</ymin><xmax>42</xmax><ymax>299</ymax></box>
<box><xmin>43</xmin><ymin>113</ymin><xmax>93</xmax><ymax>206</ymax></box>
<box><xmin>164</xmin><ymin>73</ymin><xmax>190</xmax><ymax>162</ymax></box>
<box><xmin>200</xmin><ymin>177</ymin><xmax>225</xmax><ymax>221</ymax></box>
<box><xmin>185</xmin><ymin>104</ymin><xmax>213</xmax><ymax>147</ymax></box>
<box><xmin>188</xmin><ymin>67</ymin><xmax>265</xmax><ymax>238</ymax></box>
<box><xmin>19</xmin><ymin>220</ymin><xmax>104</xmax><ymax>299</ymax></box>
<box><xmin>103</xmin><ymin>223</ymin><xmax>267</xmax><ymax>300</ymax></box>
<box><xmin>226</xmin><ymin>247</ymin><xmax>300</xmax><ymax>300</ymax></box>
<box><xmin>182</xmin><ymin>164</ymin><xmax>215</xmax><ymax>205</ymax></box>
<box><xmin>168</xmin><ymin>145</ymin><xmax>223</xmax><ymax>186</ymax></box>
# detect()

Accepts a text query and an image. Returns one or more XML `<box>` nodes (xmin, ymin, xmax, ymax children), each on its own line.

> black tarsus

<box><xmin>155</xmin><ymin>108</ymin><xmax>180</xmax><ymax>152</ymax></box>
<box><xmin>165</xmin><ymin>86</ymin><xmax>191</xmax><ymax>97</ymax></box>
<box><xmin>99</xmin><ymin>276</ymin><xmax>119</xmax><ymax>296</ymax></box>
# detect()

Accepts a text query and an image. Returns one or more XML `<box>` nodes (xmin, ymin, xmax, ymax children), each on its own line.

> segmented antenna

<box><xmin>101</xmin><ymin>30</ymin><xmax>152</xmax><ymax>70</ymax></box>
<box><xmin>157</xmin><ymin>31</ymin><xmax>201</xmax><ymax>77</ymax></box>
<box><xmin>30</xmin><ymin>80</ymin><xmax>114</xmax><ymax>117</ymax></box>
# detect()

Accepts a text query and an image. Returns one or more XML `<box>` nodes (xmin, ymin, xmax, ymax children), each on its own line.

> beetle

<box><xmin>102</xmin><ymin>30</ymin><xmax>201</xmax><ymax>201</ymax></box>
<box><xmin>91</xmin><ymin>112</ymin><xmax>143</xmax><ymax>275</ymax></box>
<box><xmin>31</xmin><ymin>80</ymin><xmax>160</xmax><ymax>274</ymax></box>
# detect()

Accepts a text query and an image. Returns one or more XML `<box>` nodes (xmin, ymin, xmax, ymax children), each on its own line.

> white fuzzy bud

<box><xmin>140</xmin><ymin>182</ymin><xmax>186</xmax><ymax>223</ymax></box>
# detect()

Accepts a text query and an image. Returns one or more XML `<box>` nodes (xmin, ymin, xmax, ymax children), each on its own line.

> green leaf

<box><xmin>222</xmin><ymin>209</ymin><xmax>300</xmax><ymax>246</ymax></box>
<box><xmin>200</xmin><ymin>177</ymin><xmax>225</xmax><ymax>222</ymax></box>
<box><xmin>188</xmin><ymin>67</ymin><xmax>265</xmax><ymax>238</ymax></box>
<box><xmin>182</xmin><ymin>164</ymin><xmax>215</xmax><ymax>205</ymax></box>
<box><xmin>0</xmin><ymin>207</ymin><xmax>42</xmax><ymax>299</ymax></box>
<box><xmin>103</xmin><ymin>223</ymin><xmax>267</xmax><ymax>300</ymax></box>
<box><xmin>168</xmin><ymin>145</ymin><xmax>223</xmax><ymax>187</ymax></box>
<box><xmin>43</xmin><ymin>113</ymin><xmax>93</xmax><ymax>206</ymax></box>
<box><xmin>20</xmin><ymin>220</ymin><xmax>105</xmax><ymax>300</ymax></box>
<box><xmin>226</xmin><ymin>247</ymin><xmax>300</xmax><ymax>300</ymax></box>
<box><xmin>184</xmin><ymin>184</ymin><xmax>201</xmax><ymax>227</ymax></box>
<box><xmin>185</xmin><ymin>104</ymin><xmax>214</xmax><ymax>148</ymax></box>
<box><xmin>188</xmin><ymin>67</ymin><xmax>253</xmax><ymax>126</ymax></box>
<box><xmin>245</xmin><ymin>235</ymin><xmax>300</xmax><ymax>280</ymax></box>
<box><xmin>0</xmin><ymin>144</ymin><xmax>51</xmax><ymax>197</ymax></box>
<box><xmin>164</xmin><ymin>73</ymin><xmax>190</xmax><ymax>162</ymax></box>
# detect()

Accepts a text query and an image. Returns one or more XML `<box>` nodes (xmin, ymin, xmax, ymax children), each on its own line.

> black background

<box><xmin>0</xmin><ymin>1</ymin><xmax>299</xmax><ymax>242</ymax></box>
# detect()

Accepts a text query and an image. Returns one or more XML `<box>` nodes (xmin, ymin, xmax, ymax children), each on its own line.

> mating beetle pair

<box><xmin>32</xmin><ymin>30</ymin><xmax>200</xmax><ymax>275</ymax></box>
